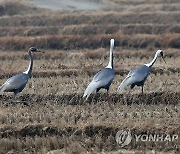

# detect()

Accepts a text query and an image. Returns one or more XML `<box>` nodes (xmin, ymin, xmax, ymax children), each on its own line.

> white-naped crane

<box><xmin>0</xmin><ymin>47</ymin><xmax>42</xmax><ymax>101</ymax></box>
<box><xmin>83</xmin><ymin>39</ymin><xmax>115</xmax><ymax>100</ymax></box>
<box><xmin>118</xmin><ymin>50</ymin><xmax>166</xmax><ymax>94</ymax></box>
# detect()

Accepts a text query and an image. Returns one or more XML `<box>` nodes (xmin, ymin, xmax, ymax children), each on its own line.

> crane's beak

<box><xmin>36</xmin><ymin>49</ymin><xmax>44</xmax><ymax>53</ymax></box>
<box><xmin>162</xmin><ymin>56</ymin><xmax>166</xmax><ymax>63</ymax></box>
<box><xmin>160</xmin><ymin>52</ymin><xmax>166</xmax><ymax>64</ymax></box>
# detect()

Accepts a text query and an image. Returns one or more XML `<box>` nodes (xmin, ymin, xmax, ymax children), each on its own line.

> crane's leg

<box><xmin>12</xmin><ymin>92</ymin><xmax>29</xmax><ymax>106</ymax></box>
<box><xmin>11</xmin><ymin>93</ymin><xmax>17</xmax><ymax>103</ymax></box>
<box><xmin>129</xmin><ymin>84</ymin><xmax>135</xmax><ymax>94</ymax></box>
<box><xmin>128</xmin><ymin>84</ymin><xmax>135</xmax><ymax>105</ymax></box>
<box><xmin>91</xmin><ymin>89</ymin><xmax>98</xmax><ymax>104</ymax></box>
<box><xmin>130</xmin><ymin>84</ymin><xmax>135</xmax><ymax>90</ymax></box>
<box><xmin>93</xmin><ymin>88</ymin><xmax>101</xmax><ymax>102</ymax></box>
<box><xmin>96</xmin><ymin>88</ymin><xmax>100</xmax><ymax>93</ymax></box>
<box><xmin>141</xmin><ymin>86</ymin><xmax>144</xmax><ymax>95</ymax></box>
<box><xmin>106</xmin><ymin>89</ymin><xmax>109</xmax><ymax>101</ymax></box>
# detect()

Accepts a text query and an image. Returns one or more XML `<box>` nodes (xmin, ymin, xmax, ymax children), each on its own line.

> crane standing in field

<box><xmin>118</xmin><ymin>50</ymin><xmax>166</xmax><ymax>94</ymax></box>
<box><xmin>0</xmin><ymin>47</ymin><xmax>42</xmax><ymax>101</ymax></box>
<box><xmin>83</xmin><ymin>39</ymin><xmax>115</xmax><ymax>100</ymax></box>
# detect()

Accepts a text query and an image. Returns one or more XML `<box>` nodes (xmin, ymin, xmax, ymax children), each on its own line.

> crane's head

<box><xmin>157</xmin><ymin>50</ymin><xmax>166</xmax><ymax>63</ymax></box>
<box><xmin>28</xmin><ymin>47</ymin><xmax>43</xmax><ymax>53</ymax></box>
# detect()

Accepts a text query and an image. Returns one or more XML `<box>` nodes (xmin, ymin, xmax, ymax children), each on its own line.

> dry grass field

<box><xmin>0</xmin><ymin>0</ymin><xmax>179</xmax><ymax>153</ymax></box>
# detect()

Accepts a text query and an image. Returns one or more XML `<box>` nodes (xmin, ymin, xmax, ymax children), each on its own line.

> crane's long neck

<box><xmin>23</xmin><ymin>50</ymin><xmax>33</xmax><ymax>77</ymax></box>
<box><xmin>106</xmin><ymin>40</ymin><xmax>114</xmax><ymax>69</ymax></box>
<box><xmin>145</xmin><ymin>52</ymin><xmax>158</xmax><ymax>68</ymax></box>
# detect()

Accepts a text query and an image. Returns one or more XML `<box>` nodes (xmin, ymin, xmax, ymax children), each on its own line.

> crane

<box><xmin>0</xmin><ymin>47</ymin><xmax>42</xmax><ymax>101</ymax></box>
<box><xmin>83</xmin><ymin>39</ymin><xmax>115</xmax><ymax>100</ymax></box>
<box><xmin>118</xmin><ymin>50</ymin><xmax>166</xmax><ymax>94</ymax></box>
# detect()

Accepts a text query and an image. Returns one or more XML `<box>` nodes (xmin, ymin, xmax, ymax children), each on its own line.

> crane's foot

<box><xmin>22</xmin><ymin>101</ymin><xmax>29</xmax><ymax>106</ymax></box>
<box><xmin>106</xmin><ymin>91</ymin><xmax>109</xmax><ymax>102</ymax></box>
<box><xmin>11</xmin><ymin>99</ymin><xmax>21</xmax><ymax>103</ymax></box>
<box><xmin>10</xmin><ymin>99</ymin><xmax>29</xmax><ymax>106</ymax></box>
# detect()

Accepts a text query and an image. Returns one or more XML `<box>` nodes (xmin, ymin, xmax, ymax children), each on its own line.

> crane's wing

<box><xmin>118</xmin><ymin>65</ymin><xmax>150</xmax><ymax>92</ymax></box>
<box><xmin>93</xmin><ymin>68</ymin><xmax>114</xmax><ymax>82</ymax></box>
<box><xmin>83</xmin><ymin>68</ymin><xmax>114</xmax><ymax>99</ymax></box>
<box><xmin>0</xmin><ymin>73</ymin><xmax>29</xmax><ymax>92</ymax></box>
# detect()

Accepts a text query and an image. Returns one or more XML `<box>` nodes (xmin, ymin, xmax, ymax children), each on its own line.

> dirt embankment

<box><xmin>27</xmin><ymin>0</ymin><xmax>107</xmax><ymax>11</ymax></box>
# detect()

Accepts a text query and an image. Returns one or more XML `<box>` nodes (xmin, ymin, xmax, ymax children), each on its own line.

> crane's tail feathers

<box><xmin>83</xmin><ymin>81</ymin><xmax>98</xmax><ymax>100</ymax></box>
<box><xmin>118</xmin><ymin>76</ymin><xmax>131</xmax><ymax>93</ymax></box>
<box><xmin>0</xmin><ymin>84</ymin><xmax>5</xmax><ymax>93</ymax></box>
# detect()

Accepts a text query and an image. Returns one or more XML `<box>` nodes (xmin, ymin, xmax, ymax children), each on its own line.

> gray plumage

<box><xmin>118</xmin><ymin>50</ymin><xmax>165</xmax><ymax>94</ymax></box>
<box><xmin>119</xmin><ymin>65</ymin><xmax>150</xmax><ymax>94</ymax></box>
<box><xmin>93</xmin><ymin>68</ymin><xmax>115</xmax><ymax>93</ymax></box>
<box><xmin>0</xmin><ymin>73</ymin><xmax>29</xmax><ymax>95</ymax></box>
<box><xmin>0</xmin><ymin>47</ymin><xmax>41</xmax><ymax>99</ymax></box>
<box><xmin>83</xmin><ymin>39</ymin><xmax>115</xmax><ymax>99</ymax></box>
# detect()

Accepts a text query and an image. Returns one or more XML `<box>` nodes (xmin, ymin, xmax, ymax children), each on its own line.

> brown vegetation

<box><xmin>0</xmin><ymin>0</ymin><xmax>179</xmax><ymax>153</ymax></box>
<box><xmin>0</xmin><ymin>0</ymin><xmax>179</xmax><ymax>51</ymax></box>
<box><xmin>0</xmin><ymin>33</ymin><xmax>179</xmax><ymax>51</ymax></box>
<box><xmin>0</xmin><ymin>49</ymin><xmax>179</xmax><ymax>153</ymax></box>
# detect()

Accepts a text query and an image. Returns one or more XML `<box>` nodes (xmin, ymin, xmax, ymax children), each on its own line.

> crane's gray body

<box><xmin>0</xmin><ymin>73</ymin><xmax>29</xmax><ymax>95</ymax></box>
<box><xmin>127</xmin><ymin>65</ymin><xmax>151</xmax><ymax>89</ymax></box>
<box><xmin>119</xmin><ymin>65</ymin><xmax>152</xmax><ymax>93</ymax></box>
<box><xmin>93</xmin><ymin>68</ymin><xmax>115</xmax><ymax>92</ymax></box>
<box><xmin>0</xmin><ymin>47</ymin><xmax>40</xmax><ymax>98</ymax></box>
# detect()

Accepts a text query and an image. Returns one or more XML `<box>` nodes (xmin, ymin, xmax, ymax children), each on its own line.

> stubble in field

<box><xmin>0</xmin><ymin>0</ymin><xmax>179</xmax><ymax>153</ymax></box>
